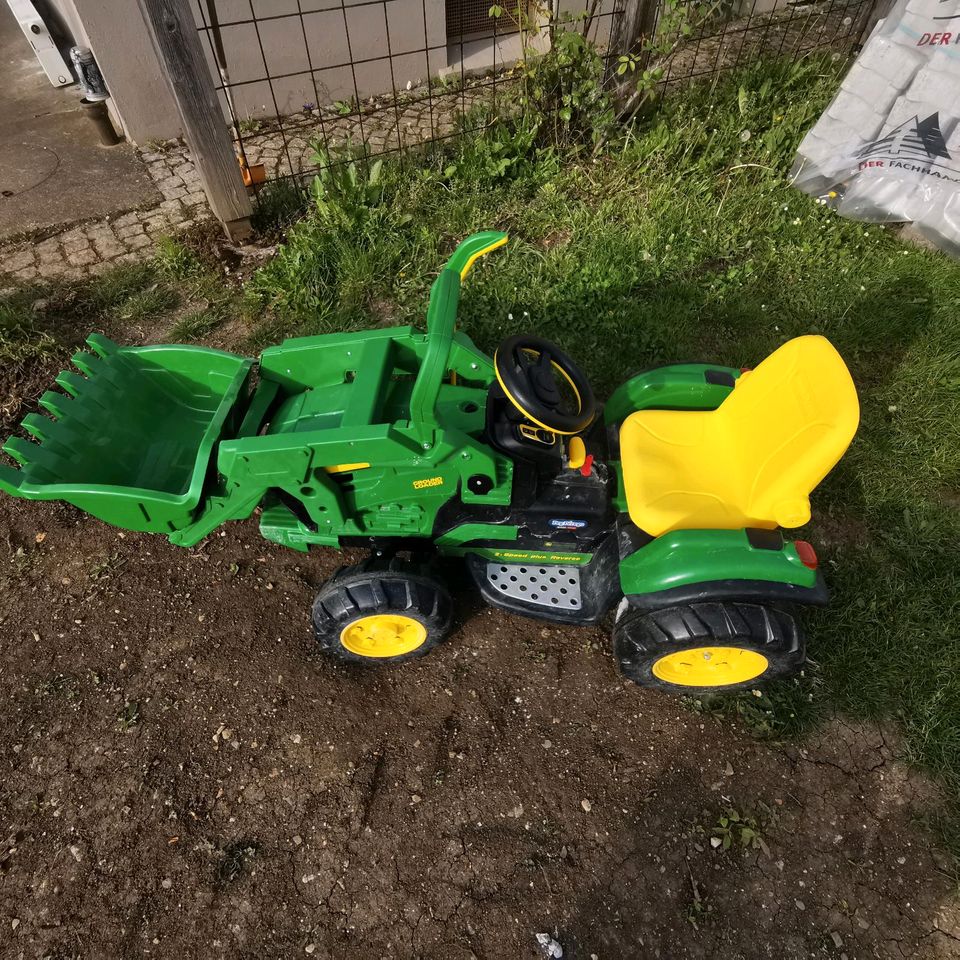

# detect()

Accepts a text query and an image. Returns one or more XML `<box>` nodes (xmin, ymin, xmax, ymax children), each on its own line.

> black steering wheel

<box><xmin>493</xmin><ymin>334</ymin><xmax>597</xmax><ymax>435</ymax></box>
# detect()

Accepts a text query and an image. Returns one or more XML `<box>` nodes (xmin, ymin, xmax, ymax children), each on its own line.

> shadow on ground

<box><xmin>0</xmin><ymin>498</ymin><xmax>957</xmax><ymax>959</ymax></box>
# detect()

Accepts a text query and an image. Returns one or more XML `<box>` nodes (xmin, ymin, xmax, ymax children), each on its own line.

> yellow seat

<box><xmin>619</xmin><ymin>335</ymin><xmax>859</xmax><ymax>536</ymax></box>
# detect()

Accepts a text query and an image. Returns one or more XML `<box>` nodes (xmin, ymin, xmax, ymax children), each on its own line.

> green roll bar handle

<box><xmin>409</xmin><ymin>231</ymin><xmax>508</xmax><ymax>427</ymax></box>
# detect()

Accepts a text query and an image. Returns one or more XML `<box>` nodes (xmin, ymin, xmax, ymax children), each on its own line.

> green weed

<box><xmin>117</xmin><ymin>700</ymin><xmax>141</xmax><ymax>731</ymax></box>
<box><xmin>89</xmin><ymin>552</ymin><xmax>126</xmax><ymax>581</ymax></box>
<box><xmin>709</xmin><ymin>804</ymin><xmax>774</xmax><ymax>853</ymax></box>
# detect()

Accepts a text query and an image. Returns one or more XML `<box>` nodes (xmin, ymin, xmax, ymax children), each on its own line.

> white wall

<box><xmin>193</xmin><ymin>0</ymin><xmax>447</xmax><ymax>121</ymax></box>
<box><xmin>58</xmin><ymin>0</ymin><xmax>627</xmax><ymax>143</ymax></box>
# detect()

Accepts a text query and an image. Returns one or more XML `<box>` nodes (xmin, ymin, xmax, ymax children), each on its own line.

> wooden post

<box><xmin>136</xmin><ymin>0</ymin><xmax>253</xmax><ymax>241</ymax></box>
<box><xmin>608</xmin><ymin>0</ymin><xmax>660</xmax><ymax>104</ymax></box>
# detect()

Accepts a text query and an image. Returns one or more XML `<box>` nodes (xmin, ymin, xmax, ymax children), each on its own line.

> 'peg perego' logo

<box><xmin>412</xmin><ymin>476</ymin><xmax>443</xmax><ymax>489</ymax></box>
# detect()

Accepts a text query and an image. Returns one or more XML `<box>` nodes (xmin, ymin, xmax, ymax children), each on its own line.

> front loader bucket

<box><xmin>0</xmin><ymin>334</ymin><xmax>252</xmax><ymax>533</ymax></box>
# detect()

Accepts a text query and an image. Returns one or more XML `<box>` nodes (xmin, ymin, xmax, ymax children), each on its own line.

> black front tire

<box><xmin>312</xmin><ymin>558</ymin><xmax>453</xmax><ymax>666</ymax></box>
<box><xmin>613</xmin><ymin>601</ymin><xmax>805</xmax><ymax>694</ymax></box>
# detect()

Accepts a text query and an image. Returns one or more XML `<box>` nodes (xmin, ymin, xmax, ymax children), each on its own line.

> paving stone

<box><xmin>0</xmin><ymin>91</ymin><xmax>473</xmax><ymax>279</ymax></box>
<box><xmin>67</xmin><ymin>248</ymin><xmax>98</xmax><ymax>267</ymax></box>
<box><xmin>160</xmin><ymin>199</ymin><xmax>185</xmax><ymax>217</ymax></box>
<box><xmin>3</xmin><ymin>248</ymin><xmax>36</xmax><ymax>272</ymax></box>
<box><xmin>112</xmin><ymin>211</ymin><xmax>142</xmax><ymax>228</ymax></box>
<box><xmin>63</xmin><ymin>236</ymin><xmax>92</xmax><ymax>253</ymax></box>
<box><xmin>116</xmin><ymin>223</ymin><xmax>146</xmax><ymax>240</ymax></box>
<box><xmin>86</xmin><ymin>225</ymin><xmax>117</xmax><ymax>244</ymax></box>
<box><xmin>38</xmin><ymin>261</ymin><xmax>67</xmax><ymax>278</ymax></box>
<box><xmin>91</xmin><ymin>238</ymin><xmax>126</xmax><ymax>259</ymax></box>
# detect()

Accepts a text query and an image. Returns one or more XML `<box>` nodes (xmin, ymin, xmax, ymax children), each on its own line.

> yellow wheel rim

<box><xmin>652</xmin><ymin>646</ymin><xmax>768</xmax><ymax>687</ymax></box>
<box><xmin>340</xmin><ymin>614</ymin><xmax>427</xmax><ymax>659</ymax></box>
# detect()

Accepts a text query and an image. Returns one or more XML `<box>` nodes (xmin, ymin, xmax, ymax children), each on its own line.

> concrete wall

<box><xmin>193</xmin><ymin>0</ymin><xmax>446</xmax><ymax>122</ymax></box>
<box><xmin>55</xmin><ymin>0</ymin><xmax>626</xmax><ymax>144</ymax></box>
<box><xmin>53</xmin><ymin>0</ymin><xmax>182</xmax><ymax>142</ymax></box>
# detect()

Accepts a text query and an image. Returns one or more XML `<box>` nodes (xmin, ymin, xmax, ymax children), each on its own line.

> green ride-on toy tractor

<box><xmin>0</xmin><ymin>232</ymin><xmax>860</xmax><ymax>694</ymax></box>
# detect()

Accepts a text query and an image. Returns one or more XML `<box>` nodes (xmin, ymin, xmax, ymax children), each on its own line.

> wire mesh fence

<box><xmin>190</xmin><ymin>0</ymin><xmax>878</xmax><ymax>202</ymax></box>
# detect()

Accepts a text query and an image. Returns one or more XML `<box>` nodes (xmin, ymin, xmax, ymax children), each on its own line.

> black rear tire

<box><xmin>312</xmin><ymin>557</ymin><xmax>453</xmax><ymax>666</ymax></box>
<box><xmin>613</xmin><ymin>601</ymin><xmax>805</xmax><ymax>694</ymax></box>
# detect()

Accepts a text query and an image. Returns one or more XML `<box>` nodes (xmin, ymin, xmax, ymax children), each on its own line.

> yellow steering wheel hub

<box><xmin>340</xmin><ymin>614</ymin><xmax>427</xmax><ymax>658</ymax></box>
<box><xmin>652</xmin><ymin>646</ymin><xmax>768</xmax><ymax>687</ymax></box>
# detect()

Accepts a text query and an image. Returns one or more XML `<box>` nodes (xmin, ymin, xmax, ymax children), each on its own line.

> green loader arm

<box><xmin>409</xmin><ymin>230</ymin><xmax>507</xmax><ymax>426</ymax></box>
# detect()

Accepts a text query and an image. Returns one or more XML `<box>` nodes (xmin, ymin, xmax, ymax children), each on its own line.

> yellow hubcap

<box><xmin>340</xmin><ymin>614</ymin><xmax>427</xmax><ymax>658</ymax></box>
<box><xmin>652</xmin><ymin>646</ymin><xmax>768</xmax><ymax>687</ymax></box>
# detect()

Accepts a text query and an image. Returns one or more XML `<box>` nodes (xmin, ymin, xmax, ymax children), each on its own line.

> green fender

<box><xmin>619</xmin><ymin>528</ymin><xmax>818</xmax><ymax>597</ymax></box>
<box><xmin>604</xmin><ymin>363</ymin><xmax>739</xmax><ymax>424</ymax></box>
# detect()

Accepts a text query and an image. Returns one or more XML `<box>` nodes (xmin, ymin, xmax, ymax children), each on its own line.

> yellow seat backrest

<box><xmin>618</xmin><ymin>335</ymin><xmax>860</xmax><ymax>536</ymax></box>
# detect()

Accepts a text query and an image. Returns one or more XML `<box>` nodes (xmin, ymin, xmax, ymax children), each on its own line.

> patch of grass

<box><xmin>0</xmin><ymin>294</ymin><xmax>57</xmax><ymax>366</ymax></box>
<box><xmin>247</xmin><ymin>54</ymin><xmax>960</xmax><ymax>852</ymax></box>
<box><xmin>114</xmin><ymin>284</ymin><xmax>181</xmax><ymax>321</ymax></box>
<box><xmin>169</xmin><ymin>303</ymin><xmax>228</xmax><ymax>341</ymax></box>
<box><xmin>0</xmin><ymin>263</ymin><xmax>173</xmax><ymax>374</ymax></box>
<box><xmin>156</xmin><ymin>235</ymin><xmax>206</xmax><ymax>280</ymax></box>
<box><xmin>81</xmin><ymin>262</ymin><xmax>162</xmax><ymax>314</ymax></box>
<box><xmin>251</xmin><ymin>179</ymin><xmax>309</xmax><ymax>238</ymax></box>
<box><xmin>36</xmin><ymin>673</ymin><xmax>81</xmax><ymax>701</ymax></box>
<box><xmin>155</xmin><ymin>237</ymin><xmax>244</xmax><ymax>341</ymax></box>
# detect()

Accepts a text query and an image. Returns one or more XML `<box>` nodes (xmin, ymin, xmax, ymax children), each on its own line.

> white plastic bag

<box><xmin>791</xmin><ymin>0</ymin><xmax>960</xmax><ymax>251</ymax></box>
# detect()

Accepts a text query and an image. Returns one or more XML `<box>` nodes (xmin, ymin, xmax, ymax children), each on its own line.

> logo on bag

<box><xmin>857</xmin><ymin>113</ymin><xmax>960</xmax><ymax>181</ymax></box>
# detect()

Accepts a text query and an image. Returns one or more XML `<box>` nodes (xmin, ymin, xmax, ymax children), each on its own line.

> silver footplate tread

<box><xmin>486</xmin><ymin>562</ymin><xmax>582</xmax><ymax>611</ymax></box>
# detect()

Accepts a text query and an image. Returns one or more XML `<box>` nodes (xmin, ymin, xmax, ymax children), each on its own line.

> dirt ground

<box><xmin>1</xmin><ymin>494</ymin><xmax>959</xmax><ymax>960</ymax></box>
<box><xmin>0</xmin><ymin>287</ymin><xmax>958</xmax><ymax>959</ymax></box>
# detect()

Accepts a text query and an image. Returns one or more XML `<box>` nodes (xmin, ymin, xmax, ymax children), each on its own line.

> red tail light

<box><xmin>794</xmin><ymin>540</ymin><xmax>818</xmax><ymax>570</ymax></box>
